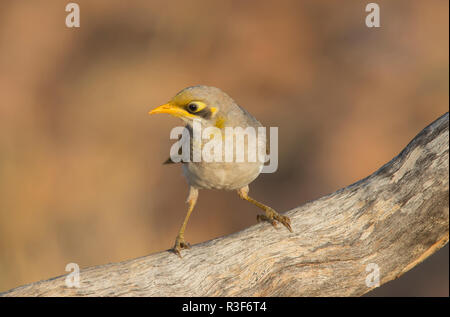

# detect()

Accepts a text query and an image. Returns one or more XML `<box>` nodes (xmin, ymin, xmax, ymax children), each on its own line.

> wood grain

<box><xmin>2</xmin><ymin>113</ymin><xmax>448</xmax><ymax>297</ymax></box>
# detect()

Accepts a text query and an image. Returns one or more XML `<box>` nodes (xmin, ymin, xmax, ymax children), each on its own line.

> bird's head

<box><xmin>149</xmin><ymin>85</ymin><xmax>234</xmax><ymax>128</ymax></box>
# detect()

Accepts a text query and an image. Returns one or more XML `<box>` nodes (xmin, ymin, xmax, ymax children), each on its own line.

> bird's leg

<box><xmin>237</xmin><ymin>185</ymin><xmax>292</xmax><ymax>232</ymax></box>
<box><xmin>173</xmin><ymin>186</ymin><xmax>199</xmax><ymax>257</ymax></box>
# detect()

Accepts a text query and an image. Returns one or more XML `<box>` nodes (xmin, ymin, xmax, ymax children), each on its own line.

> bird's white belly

<box><xmin>182</xmin><ymin>161</ymin><xmax>262</xmax><ymax>190</ymax></box>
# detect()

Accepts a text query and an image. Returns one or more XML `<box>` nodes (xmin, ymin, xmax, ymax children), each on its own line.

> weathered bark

<box><xmin>2</xmin><ymin>113</ymin><xmax>448</xmax><ymax>297</ymax></box>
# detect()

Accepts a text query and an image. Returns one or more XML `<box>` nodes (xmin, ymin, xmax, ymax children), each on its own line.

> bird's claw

<box><xmin>257</xmin><ymin>208</ymin><xmax>293</xmax><ymax>233</ymax></box>
<box><xmin>173</xmin><ymin>236</ymin><xmax>191</xmax><ymax>258</ymax></box>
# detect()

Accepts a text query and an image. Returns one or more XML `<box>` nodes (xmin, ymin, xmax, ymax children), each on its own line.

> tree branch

<box><xmin>2</xmin><ymin>113</ymin><xmax>449</xmax><ymax>297</ymax></box>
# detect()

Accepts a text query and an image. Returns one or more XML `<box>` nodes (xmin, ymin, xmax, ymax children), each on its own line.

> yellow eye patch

<box><xmin>149</xmin><ymin>98</ymin><xmax>215</xmax><ymax>121</ymax></box>
<box><xmin>185</xmin><ymin>101</ymin><xmax>207</xmax><ymax>113</ymax></box>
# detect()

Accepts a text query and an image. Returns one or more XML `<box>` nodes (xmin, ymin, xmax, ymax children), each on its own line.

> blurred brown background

<box><xmin>0</xmin><ymin>0</ymin><xmax>448</xmax><ymax>295</ymax></box>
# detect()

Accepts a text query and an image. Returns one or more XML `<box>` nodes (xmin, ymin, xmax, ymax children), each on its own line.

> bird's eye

<box><xmin>187</xmin><ymin>103</ymin><xmax>199</xmax><ymax>113</ymax></box>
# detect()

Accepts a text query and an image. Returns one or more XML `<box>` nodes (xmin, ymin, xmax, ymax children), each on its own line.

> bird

<box><xmin>149</xmin><ymin>85</ymin><xmax>292</xmax><ymax>257</ymax></box>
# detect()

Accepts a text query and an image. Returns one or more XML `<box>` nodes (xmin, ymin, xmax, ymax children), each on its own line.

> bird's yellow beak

<box><xmin>149</xmin><ymin>103</ymin><xmax>196</xmax><ymax>119</ymax></box>
<box><xmin>149</xmin><ymin>103</ymin><xmax>177</xmax><ymax>115</ymax></box>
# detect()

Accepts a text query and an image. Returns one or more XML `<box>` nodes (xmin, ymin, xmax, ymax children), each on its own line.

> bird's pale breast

<box><xmin>182</xmin><ymin>160</ymin><xmax>263</xmax><ymax>190</ymax></box>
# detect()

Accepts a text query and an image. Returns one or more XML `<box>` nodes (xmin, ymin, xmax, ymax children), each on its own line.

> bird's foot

<box><xmin>257</xmin><ymin>207</ymin><xmax>293</xmax><ymax>232</ymax></box>
<box><xmin>173</xmin><ymin>235</ymin><xmax>191</xmax><ymax>258</ymax></box>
